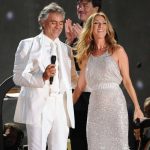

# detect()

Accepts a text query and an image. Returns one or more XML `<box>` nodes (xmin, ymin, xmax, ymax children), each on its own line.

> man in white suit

<box><xmin>13</xmin><ymin>2</ymin><xmax>77</xmax><ymax>150</ymax></box>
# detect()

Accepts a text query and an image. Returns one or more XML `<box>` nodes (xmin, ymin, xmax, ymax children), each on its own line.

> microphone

<box><xmin>136</xmin><ymin>62</ymin><xmax>142</xmax><ymax>68</ymax></box>
<box><xmin>50</xmin><ymin>55</ymin><xmax>56</xmax><ymax>84</ymax></box>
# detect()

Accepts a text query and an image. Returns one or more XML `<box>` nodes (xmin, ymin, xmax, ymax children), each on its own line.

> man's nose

<box><xmin>78</xmin><ymin>5</ymin><xmax>84</xmax><ymax>11</ymax></box>
<box><xmin>55</xmin><ymin>23</ymin><xmax>62</xmax><ymax>28</ymax></box>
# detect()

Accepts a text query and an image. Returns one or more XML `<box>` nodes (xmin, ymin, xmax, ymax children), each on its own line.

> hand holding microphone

<box><xmin>50</xmin><ymin>55</ymin><xmax>56</xmax><ymax>84</ymax></box>
<box><xmin>43</xmin><ymin>55</ymin><xmax>56</xmax><ymax>84</ymax></box>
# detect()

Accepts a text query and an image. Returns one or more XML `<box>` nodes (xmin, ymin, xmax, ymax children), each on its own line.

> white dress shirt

<box><xmin>42</xmin><ymin>34</ymin><xmax>60</xmax><ymax>94</ymax></box>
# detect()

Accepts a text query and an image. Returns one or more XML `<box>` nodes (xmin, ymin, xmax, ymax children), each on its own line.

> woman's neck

<box><xmin>95</xmin><ymin>39</ymin><xmax>107</xmax><ymax>51</ymax></box>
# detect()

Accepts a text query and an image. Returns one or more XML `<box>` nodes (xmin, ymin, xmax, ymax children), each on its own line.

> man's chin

<box><xmin>52</xmin><ymin>34</ymin><xmax>61</xmax><ymax>40</ymax></box>
<box><xmin>79</xmin><ymin>16</ymin><xmax>87</xmax><ymax>22</ymax></box>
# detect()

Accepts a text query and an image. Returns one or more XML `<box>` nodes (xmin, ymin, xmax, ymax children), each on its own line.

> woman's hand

<box><xmin>134</xmin><ymin>108</ymin><xmax>144</xmax><ymax>120</ymax></box>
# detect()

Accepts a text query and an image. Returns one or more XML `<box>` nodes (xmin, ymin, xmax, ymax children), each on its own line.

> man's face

<box><xmin>43</xmin><ymin>12</ymin><xmax>64</xmax><ymax>40</ymax></box>
<box><xmin>77</xmin><ymin>0</ymin><xmax>98</xmax><ymax>23</ymax></box>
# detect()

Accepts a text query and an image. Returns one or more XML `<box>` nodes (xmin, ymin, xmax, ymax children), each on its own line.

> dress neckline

<box><xmin>91</xmin><ymin>50</ymin><xmax>108</xmax><ymax>58</ymax></box>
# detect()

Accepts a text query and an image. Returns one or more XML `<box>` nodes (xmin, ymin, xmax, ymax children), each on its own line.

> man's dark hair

<box><xmin>91</xmin><ymin>0</ymin><xmax>102</xmax><ymax>12</ymax></box>
<box><xmin>77</xmin><ymin>0</ymin><xmax>102</xmax><ymax>12</ymax></box>
<box><xmin>3</xmin><ymin>123</ymin><xmax>24</xmax><ymax>150</ymax></box>
<box><xmin>144</xmin><ymin>97</ymin><xmax>150</xmax><ymax>118</ymax></box>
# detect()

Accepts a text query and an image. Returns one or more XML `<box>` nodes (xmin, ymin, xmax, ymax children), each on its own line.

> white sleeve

<box><xmin>13</xmin><ymin>39</ymin><xmax>44</xmax><ymax>88</ymax></box>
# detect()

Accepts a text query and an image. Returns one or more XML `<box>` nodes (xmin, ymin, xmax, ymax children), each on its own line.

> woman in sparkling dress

<box><xmin>73</xmin><ymin>12</ymin><xmax>144</xmax><ymax>150</ymax></box>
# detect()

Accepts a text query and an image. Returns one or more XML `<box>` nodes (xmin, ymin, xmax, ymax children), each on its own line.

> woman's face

<box><xmin>92</xmin><ymin>15</ymin><xmax>107</xmax><ymax>40</ymax></box>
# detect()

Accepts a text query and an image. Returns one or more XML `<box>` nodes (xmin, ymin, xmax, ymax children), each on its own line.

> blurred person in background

<box><xmin>65</xmin><ymin>1</ymin><xmax>102</xmax><ymax>149</ymax></box>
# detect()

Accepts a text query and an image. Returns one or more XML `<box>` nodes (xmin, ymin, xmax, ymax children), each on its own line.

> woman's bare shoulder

<box><xmin>114</xmin><ymin>44</ymin><xmax>127</xmax><ymax>56</ymax></box>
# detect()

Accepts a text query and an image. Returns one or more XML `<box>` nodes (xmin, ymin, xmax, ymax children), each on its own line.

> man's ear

<box><xmin>39</xmin><ymin>20</ymin><xmax>45</xmax><ymax>30</ymax></box>
<box><xmin>94</xmin><ymin>6</ymin><xmax>99</xmax><ymax>13</ymax></box>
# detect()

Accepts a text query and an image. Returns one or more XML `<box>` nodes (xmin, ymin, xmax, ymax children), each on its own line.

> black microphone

<box><xmin>136</xmin><ymin>62</ymin><xmax>142</xmax><ymax>68</ymax></box>
<box><xmin>50</xmin><ymin>55</ymin><xmax>56</xmax><ymax>84</ymax></box>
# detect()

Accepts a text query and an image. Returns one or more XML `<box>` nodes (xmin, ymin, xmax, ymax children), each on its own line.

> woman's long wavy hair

<box><xmin>75</xmin><ymin>12</ymin><xmax>117</xmax><ymax>63</ymax></box>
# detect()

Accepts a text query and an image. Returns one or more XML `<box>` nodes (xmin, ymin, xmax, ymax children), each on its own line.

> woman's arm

<box><xmin>116</xmin><ymin>46</ymin><xmax>144</xmax><ymax>119</ymax></box>
<box><xmin>73</xmin><ymin>58</ymin><xmax>87</xmax><ymax>104</ymax></box>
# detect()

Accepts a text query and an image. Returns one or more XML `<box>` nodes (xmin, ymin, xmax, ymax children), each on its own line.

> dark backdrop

<box><xmin>0</xmin><ymin>0</ymin><xmax>150</xmax><ymax>111</ymax></box>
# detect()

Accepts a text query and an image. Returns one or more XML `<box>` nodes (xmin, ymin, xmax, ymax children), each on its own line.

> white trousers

<box><xmin>26</xmin><ymin>94</ymin><xmax>69</xmax><ymax>150</ymax></box>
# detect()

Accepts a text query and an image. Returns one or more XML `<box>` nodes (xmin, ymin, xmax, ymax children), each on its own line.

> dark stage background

<box><xmin>0</xmin><ymin>0</ymin><xmax>150</xmax><ymax>140</ymax></box>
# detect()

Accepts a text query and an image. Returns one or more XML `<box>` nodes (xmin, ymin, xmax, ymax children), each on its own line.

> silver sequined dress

<box><xmin>86</xmin><ymin>51</ymin><xmax>129</xmax><ymax>150</ymax></box>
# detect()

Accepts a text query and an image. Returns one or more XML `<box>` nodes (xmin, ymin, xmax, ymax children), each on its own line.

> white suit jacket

<box><xmin>13</xmin><ymin>33</ymin><xmax>78</xmax><ymax>128</ymax></box>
